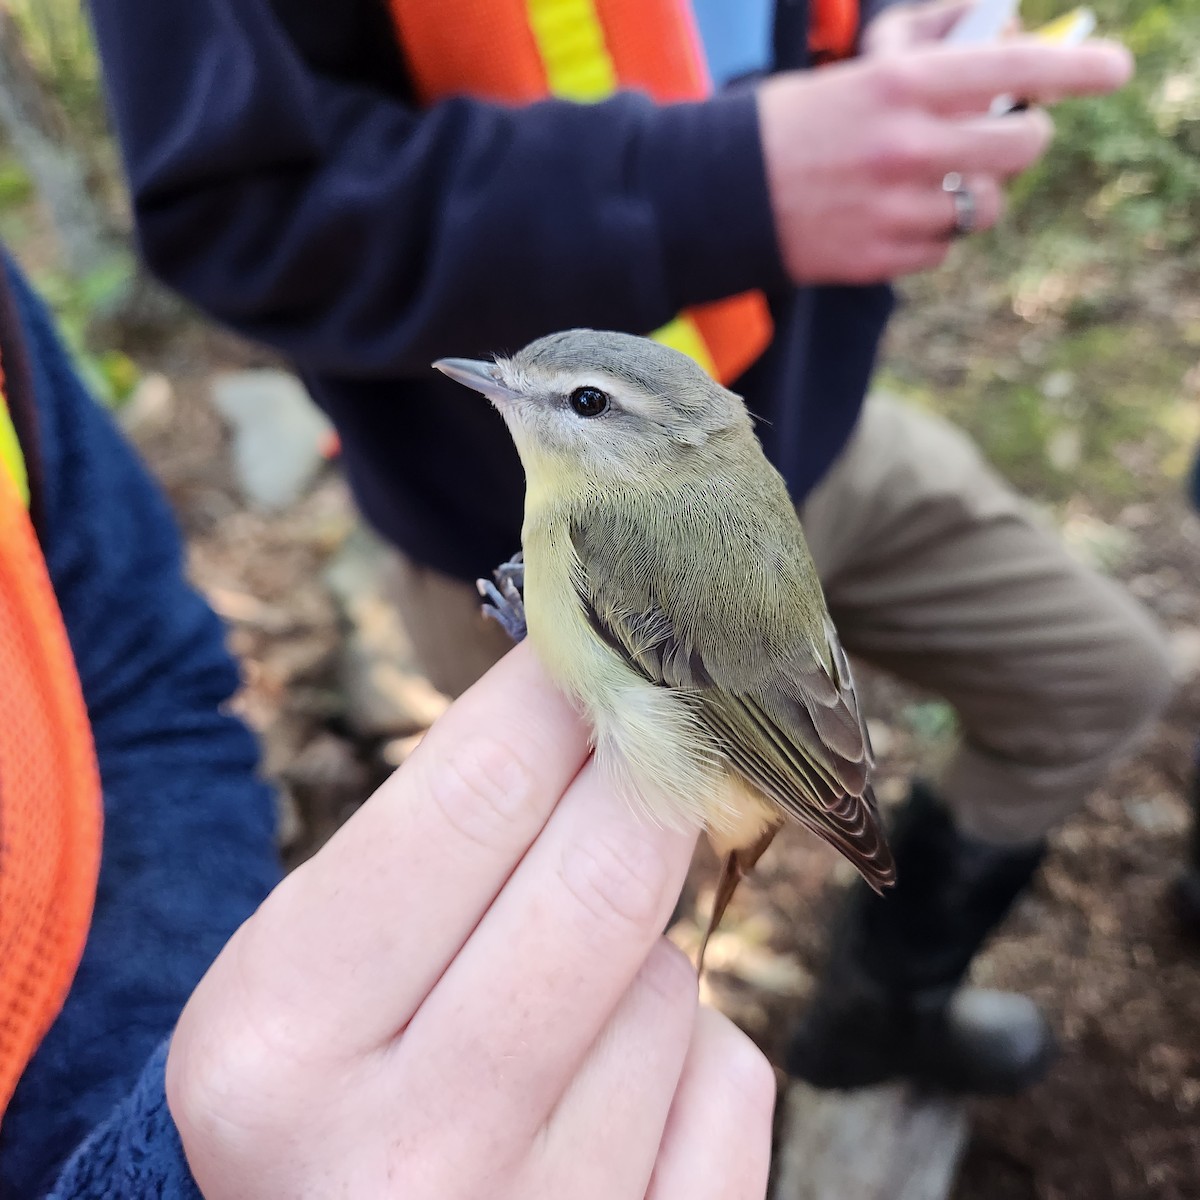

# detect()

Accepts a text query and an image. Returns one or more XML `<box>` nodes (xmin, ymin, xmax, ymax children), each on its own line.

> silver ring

<box><xmin>942</xmin><ymin>172</ymin><xmax>976</xmax><ymax>238</ymax></box>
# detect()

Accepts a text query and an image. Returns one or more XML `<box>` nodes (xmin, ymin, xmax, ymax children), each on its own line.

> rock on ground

<box><xmin>211</xmin><ymin>369</ymin><xmax>332</xmax><ymax>511</ymax></box>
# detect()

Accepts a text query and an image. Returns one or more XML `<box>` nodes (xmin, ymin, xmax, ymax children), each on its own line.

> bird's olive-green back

<box><xmin>563</xmin><ymin>437</ymin><xmax>894</xmax><ymax>888</ymax></box>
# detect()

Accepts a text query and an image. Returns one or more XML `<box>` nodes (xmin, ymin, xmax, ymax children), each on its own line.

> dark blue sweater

<box><xmin>88</xmin><ymin>0</ymin><xmax>896</xmax><ymax>582</ymax></box>
<box><xmin>0</xmin><ymin>256</ymin><xmax>280</xmax><ymax>1194</ymax></box>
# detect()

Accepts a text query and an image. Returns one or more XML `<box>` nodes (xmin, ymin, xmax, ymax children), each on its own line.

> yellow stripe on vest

<box><xmin>0</xmin><ymin>400</ymin><xmax>28</xmax><ymax>510</ymax></box>
<box><xmin>527</xmin><ymin>0</ymin><xmax>617</xmax><ymax>100</ymax></box>
<box><xmin>525</xmin><ymin>1</ymin><xmax>718</xmax><ymax>374</ymax></box>
<box><xmin>390</xmin><ymin>0</ymin><xmax>774</xmax><ymax>383</ymax></box>
<box><xmin>651</xmin><ymin>314</ymin><xmax>718</xmax><ymax>378</ymax></box>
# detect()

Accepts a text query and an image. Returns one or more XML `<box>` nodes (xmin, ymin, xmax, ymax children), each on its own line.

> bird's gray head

<box><xmin>434</xmin><ymin>329</ymin><xmax>752</xmax><ymax>484</ymax></box>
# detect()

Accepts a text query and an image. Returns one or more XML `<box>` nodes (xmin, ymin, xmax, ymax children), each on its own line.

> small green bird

<box><xmin>435</xmin><ymin>330</ymin><xmax>895</xmax><ymax>955</ymax></box>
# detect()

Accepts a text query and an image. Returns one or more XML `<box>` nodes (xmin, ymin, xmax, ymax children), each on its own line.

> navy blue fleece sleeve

<box><xmin>87</xmin><ymin>0</ymin><xmax>788</xmax><ymax>375</ymax></box>
<box><xmin>0</xmin><ymin>260</ymin><xmax>280</xmax><ymax>1193</ymax></box>
<box><xmin>43</xmin><ymin>1045</ymin><xmax>201</xmax><ymax>1200</ymax></box>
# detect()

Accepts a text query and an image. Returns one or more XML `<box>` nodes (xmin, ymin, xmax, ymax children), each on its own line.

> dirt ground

<box><xmin>120</xmin><ymin>309</ymin><xmax>1200</xmax><ymax>1200</ymax></box>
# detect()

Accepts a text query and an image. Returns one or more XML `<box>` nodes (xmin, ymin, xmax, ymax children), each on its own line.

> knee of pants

<box><xmin>1050</xmin><ymin>603</ymin><xmax>1174</xmax><ymax>769</ymax></box>
<box><xmin>1106</xmin><ymin>605</ymin><xmax>1174</xmax><ymax>735</ymax></box>
<box><xmin>967</xmin><ymin>599</ymin><xmax>1175</xmax><ymax>784</ymax></box>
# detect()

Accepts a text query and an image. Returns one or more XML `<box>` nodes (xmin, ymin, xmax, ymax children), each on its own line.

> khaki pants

<box><xmin>387</xmin><ymin>396</ymin><xmax>1173</xmax><ymax>846</ymax></box>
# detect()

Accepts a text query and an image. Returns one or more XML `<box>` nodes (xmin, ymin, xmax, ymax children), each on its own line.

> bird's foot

<box><xmin>477</xmin><ymin>551</ymin><xmax>527</xmax><ymax>643</ymax></box>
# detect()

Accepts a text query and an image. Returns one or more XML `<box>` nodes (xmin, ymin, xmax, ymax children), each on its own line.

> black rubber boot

<box><xmin>786</xmin><ymin>782</ymin><xmax>1055</xmax><ymax>1094</ymax></box>
<box><xmin>1172</xmin><ymin>750</ymin><xmax>1200</xmax><ymax>933</ymax></box>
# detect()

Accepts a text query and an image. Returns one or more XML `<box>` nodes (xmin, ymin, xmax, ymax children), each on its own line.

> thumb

<box><xmin>915</xmin><ymin>0</ymin><xmax>980</xmax><ymax>42</ymax></box>
<box><xmin>865</xmin><ymin>0</ymin><xmax>975</xmax><ymax>56</ymax></box>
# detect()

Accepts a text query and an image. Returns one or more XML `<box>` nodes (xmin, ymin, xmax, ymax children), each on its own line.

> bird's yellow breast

<box><xmin>520</xmin><ymin>506</ymin><xmax>770</xmax><ymax>844</ymax></box>
<box><xmin>521</xmin><ymin>511</ymin><xmax>625</xmax><ymax>710</ymax></box>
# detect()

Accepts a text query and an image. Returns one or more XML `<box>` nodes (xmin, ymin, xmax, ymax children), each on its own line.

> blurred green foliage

<box><xmin>8</xmin><ymin>0</ymin><xmax>107</xmax><ymax>142</ymax></box>
<box><xmin>1014</xmin><ymin>0</ymin><xmax>1200</xmax><ymax>248</ymax></box>
<box><xmin>1</xmin><ymin>1</ymin><xmax>137</xmax><ymax>406</ymax></box>
<box><xmin>0</xmin><ymin>147</ymin><xmax>138</xmax><ymax>406</ymax></box>
<box><xmin>35</xmin><ymin>259</ymin><xmax>141</xmax><ymax>406</ymax></box>
<box><xmin>0</xmin><ymin>159</ymin><xmax>32</xmax><ymax>207</ymax></box>
<box><xmin>903</xmin><ymin>700</ymin><xmax>959</xmax><ymax>742</ymax></box>
<box><xmin>888</xmin><ymin>0</ymin><xmax>1200</xmax><ymax>528</ymax></box>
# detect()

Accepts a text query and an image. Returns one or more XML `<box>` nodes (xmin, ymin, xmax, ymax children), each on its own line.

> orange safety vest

<box><xmin>0</xmin><ymin>354</ymin><xmax>102</xmax><ymax>1121</ymax></box>
<box><xmin>809</xmin><ymin>0</ymin><xmax>860</xmax><ymax>64</ymax></box>
<box><xmin>386</xmin><ymin>0</ymin><xmax>858</xmax><ymax>384</ymax></box>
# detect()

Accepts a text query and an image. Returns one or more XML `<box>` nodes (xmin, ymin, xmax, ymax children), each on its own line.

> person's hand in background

<box><xmin>757</xmin><ymin>38</ymin><xmax>1132</xmax><ymax>284</ymax></box>
<box><xmin>165</xmin><ymin>642</ymin><xmax>775</xmax><ymax>1200</ymax></box>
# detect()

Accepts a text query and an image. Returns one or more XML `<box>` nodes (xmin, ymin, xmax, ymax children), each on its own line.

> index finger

<box><xmin>902</xmin><ymin>38</ymin><xmax>1132</xmax><ymax>112</ymax></box>
<box><xmin>235</xmin><ymin>640</ymin><xmax>593</xmax><ymax>1055</ymax></box>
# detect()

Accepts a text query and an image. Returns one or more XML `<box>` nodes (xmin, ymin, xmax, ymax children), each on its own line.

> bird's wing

<box><xmin>569</xmin><ymin>499</ymin><xmax>895</xmax><ymax>891</ymax></box>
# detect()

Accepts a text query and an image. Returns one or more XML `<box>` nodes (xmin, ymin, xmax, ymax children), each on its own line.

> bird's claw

<box><xmin>477</xmin><ymin>551</ymin><xmax>527</xmax><ymax>643</ymax></box>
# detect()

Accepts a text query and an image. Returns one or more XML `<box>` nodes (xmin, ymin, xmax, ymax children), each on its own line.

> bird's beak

<box><xmin>433</xmin><ymin>357</ymin><xmax>521</xmax><ymax>408</ymax></box>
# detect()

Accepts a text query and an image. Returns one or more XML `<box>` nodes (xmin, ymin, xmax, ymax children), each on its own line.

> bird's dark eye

<box><xmin>568</xmin><ymin>386</ymin><xmax>609</xmax><ymax>418</ymax></box>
